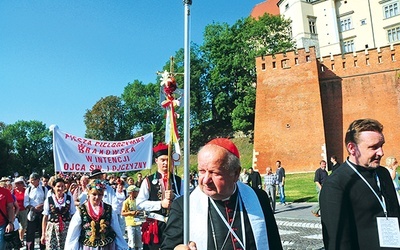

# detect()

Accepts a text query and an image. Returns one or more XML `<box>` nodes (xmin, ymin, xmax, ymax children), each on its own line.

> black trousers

<box><xmin>25</xmin><ymin>213</ymin><xmax>45</xmax><ymax>250</ymax></box>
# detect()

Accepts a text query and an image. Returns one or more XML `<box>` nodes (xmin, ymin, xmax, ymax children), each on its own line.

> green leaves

<box><xmin>84</xmin><ymin>95</ymin><xmax>130</xmax><ymax>141</ymax></box>
<box><xmin>201</xmin><ymin>14</ymin><xmax>294</xmax><ymax>136</ymax></box>
<box><xmin>0</xmin><ymin>120</ymin><xmax>52</xmax><ymax>176</ymax></box>
<box><xmin>121</xmin><ymin>80</ymin><xmax>165</xmax><ymax>143</ymax></box>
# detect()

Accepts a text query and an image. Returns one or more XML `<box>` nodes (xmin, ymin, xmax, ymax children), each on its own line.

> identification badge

<box><xmin>152</xmin><ymin>179</ymin><xmax>158</xmax><ymax>185</ymax></box>
<box><xmin>376</xmin><ymin>217</ymin><xmax>400</xmax><ymax>248</ymax></box>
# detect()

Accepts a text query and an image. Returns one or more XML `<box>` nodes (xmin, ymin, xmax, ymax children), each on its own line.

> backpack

<box><xmin>27</xmin><ymin>185</ymin><xmax>46</xmax><ymax>195</ymax></box>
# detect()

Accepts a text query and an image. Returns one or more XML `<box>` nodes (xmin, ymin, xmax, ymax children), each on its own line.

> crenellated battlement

<box><xmin>318</xmin><ymin>44</ymin><xmax>399</xmax><ymax>77</ymax></box>
<box><xmin>256</xmin><ymin>44</ymin><xmax>399</xmax><ymax>77</ymax></box>
<box><xmin>256</xmin><ymin>47</ymin><xmax>318</xmax><ymax>72</ymax></box>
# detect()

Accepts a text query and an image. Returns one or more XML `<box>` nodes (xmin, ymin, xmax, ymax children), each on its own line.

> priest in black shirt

<box><xmin>161</xmin><ymin>138</ymin><xmax>282</xmax><ymax>250</ymax></box>
<box><xmin>320</xmin><ymin>118</ymin><xmax>400</xmax><ymax>249</ymax></box>
<box><xmin>248</xmin><ymin>167</ymin><xmax>262</xmax><ymax>189</ymax></box>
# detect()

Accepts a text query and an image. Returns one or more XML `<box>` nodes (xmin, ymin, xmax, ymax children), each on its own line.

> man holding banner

<box><xmin>136</xmin><ymin>142</ymin><xmax>182</xmax><ymax>250</ymax></box>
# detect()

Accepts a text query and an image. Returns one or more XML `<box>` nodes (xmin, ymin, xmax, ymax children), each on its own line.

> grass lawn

<box><xmin>283</xmin><ymin>172</ymin><xmax>318</xmax><ymax>202</ymax></box>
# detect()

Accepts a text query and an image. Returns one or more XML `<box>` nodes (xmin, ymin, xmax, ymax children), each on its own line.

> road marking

<box><xmin>279</xmin><ymin>229</ymin><xmax>300</xmax><ymax>235</ymax></box>
<box><xmin>276</xmin><ymin>220</ymin><xmax>322</xmax><ymax>229</ymax></box>
<box><xmin>303</xmin><ymin>234</ymin><xmax>323</xmax><ymax>240</ymax></box>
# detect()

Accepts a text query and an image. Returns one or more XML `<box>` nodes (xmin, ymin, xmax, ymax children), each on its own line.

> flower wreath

<box><xmin>87</xmin><ymin>179</ymin><xmax>106</xmax><ymax>191</ymax></box>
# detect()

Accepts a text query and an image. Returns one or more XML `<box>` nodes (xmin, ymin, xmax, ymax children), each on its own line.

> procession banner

<box><xmin>52</xmin><ymin>126</ymin><xmax>153</xmax><ymax>173</ymax></box>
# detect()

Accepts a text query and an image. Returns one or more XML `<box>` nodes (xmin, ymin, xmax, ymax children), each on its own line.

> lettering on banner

<box><xmin>54</xmin><ymin>127</ymin><xmax>152</xmax><ymax>173</ymax></box>
<box><xmin>78</xmin><ymin>144</ymin><xmax>136</xmax><ymax>154</ymax></box>
<box><xmin>107</xmin><ymin>162</ymin><xmax>147</xmax><ymax>172</ymax></box>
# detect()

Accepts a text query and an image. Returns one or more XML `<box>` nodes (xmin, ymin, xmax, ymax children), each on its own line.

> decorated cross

<box><xmin>157</xmin><ymin>57</ymin><xmax>183</xmax><ymax>190</ymax></box>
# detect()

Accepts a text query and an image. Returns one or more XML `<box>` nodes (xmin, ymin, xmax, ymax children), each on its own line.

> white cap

<box><xmin>13</xmin><ymin>176</ymin><xmax>25</xmax><ymax>185</ymax></box>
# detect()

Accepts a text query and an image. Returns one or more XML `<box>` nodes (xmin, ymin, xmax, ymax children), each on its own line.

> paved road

<box><xmin>28</xmin><ymin>202</ymin><xmax>324</xmax><ymax>250</ymax></box>
<box><xmin>274</xmin><ymin>202</ymin><xmax>325</xmax><ymax>250</ymax></box>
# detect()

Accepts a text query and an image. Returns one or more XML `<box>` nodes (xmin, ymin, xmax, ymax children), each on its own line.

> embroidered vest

<box><xmin>79</xmin><ymin>203</ymin><xmax>116</xmax><ymax>247</ymax></box>
<box><xmin>48</xmin><ymin>194</ymin><xmax>72</xmax><ymax>223</ymax></box>
<box><xmin>146</xmin><ymin>173</ymin><xmax>181</xmax><ymax>216</ymax></box>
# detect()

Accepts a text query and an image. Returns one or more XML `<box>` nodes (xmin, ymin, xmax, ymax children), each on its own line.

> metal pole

<box><xmin>183</xmin><ymin>0</ymin><xmax>192</xmax><ymax>244</ymax></box>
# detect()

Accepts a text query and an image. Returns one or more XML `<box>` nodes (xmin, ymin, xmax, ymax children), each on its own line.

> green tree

<box><xmin>0</xmin><ymin>120</ymin><xmax>53</xmax><ymax>176</ymax></box>
<box><xmin>121</xmin><ymin>80</ymin><xmax>165</xmax><ymax>144</ymax></box>
<box><xmin>84</xmin><ymin>95</ymin><xmax>130</xmax><ymax>141</ymax></box>
<box><xmin>201</xmin><ymin>14</ymin><xmax>294</xmax><ymax>136</ymax></box>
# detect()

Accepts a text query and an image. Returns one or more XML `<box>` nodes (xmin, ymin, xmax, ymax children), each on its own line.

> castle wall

<box><xmin>254</xmin><ymin>44</ymin><xmax>400</xmax><ymax>174</ymax></box>
<box><xmin>254</xmin><ymin>47</ymin><xmax>327</xmax><ymax>173</ymax></box>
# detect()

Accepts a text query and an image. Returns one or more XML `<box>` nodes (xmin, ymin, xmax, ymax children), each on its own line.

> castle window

<box><xmin>309</xmin><ymin>19</ymin><xmax>317</xmax><ymax>34</ymax></box>
<box><xmin>387</xmin><ymin>26</ymin><xmax>400</xmax><ymax>42</ymax></box>
<box><xmin>360</xmin><ymin>19</ymin><xmax>367</xmax><ymax>26</ymax></box>
<box><xmin>331</xmin><ymin>64</ymin><xmax>335</xmax><ymax>70</ymax></box>
<box><xmin>342</xmin><ymin>62</ymin><xmax>346</xmax><ymax>69</ymax></box>
<box><xmin>306</xmin><ymin>55</ymin><xmax>311</xmax><ymax>62</ymax></box>
<box><xmin>343</xmin><ymin>40</ymin><xmax>354</xmax><ymax>53</ymax></box>
<box><xmin>354</xmin><ymin>60</ymin><xmax>358</xmax><ymax>67</ymax></box>
<box><xmin>295</xmin><ymin>58</ymin><xmax>299</xmax><ymax>65</ymax></box>
<box><xmin>366</xmin><ymin>58</ymin><xmax>370</xmax><ymax>65</ymax></box>
<box><xmin>392</xmin><ymin>54</ymin><xmax>396</xmax><ymax>61</ymax></box>
<box><xmin>262</xmin><ymin>63</ymin><xmax>266</xmax><ymax>71</ymax></box>
<box><xmin>340</xmin><ymin>18</ymin><xmax>352</xmax><ymax>32</ymax></box>
<box><xmin>281</xmin><ymin>59</ymin><xmax>289</xmax><ymax>68</ymax></box>
<box><xmin>378</xmin><ymin>56</ymin><xmax>382</xmax><ymax>64</ymax></box>
<box><xmin>272</xmin><ymin>61</ymin><xmax>276</xmax><ymax>68</ymax></box>
<box><xmin>383</xmin><ymin>2</ymin><xmax>399</xmax><ymax>19</ymax></box>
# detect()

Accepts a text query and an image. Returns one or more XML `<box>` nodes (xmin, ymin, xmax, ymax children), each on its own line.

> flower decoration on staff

<box><xmin>87</xmin><ymin>180</ymin><xmax>106</xmax><ymax>191</ymax></box>
<box><xmin>161</xmin><ymin>70</ymin><xmax>178</xmax><ymax>96</ymax></box>
<box><xmin>158</xmin><ymin>62</ymin><xmax>182</xmax><ymax>157</ymax></box>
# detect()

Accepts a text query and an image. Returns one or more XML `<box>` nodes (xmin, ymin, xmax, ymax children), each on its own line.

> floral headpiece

<box><xmin>87</xmin><ymin>179</ymin><xmax>106</xmax><ymax>191</ymax></box>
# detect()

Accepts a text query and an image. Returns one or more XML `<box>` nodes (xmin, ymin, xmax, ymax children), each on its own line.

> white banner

<box><xmin>52</xmin><ymin>126</ymin><xmax>153</xmax><ymax>173</ymax></box>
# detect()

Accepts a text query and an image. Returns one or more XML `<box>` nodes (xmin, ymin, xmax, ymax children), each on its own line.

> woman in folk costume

<box><xmin>40</xmin><ymin>177</ymin><xmax>76</xmax><ymax>249</ymax></box>
<box><xmin>65</xmin><ymin>179</ymin><xmax>128</xmax><ymax>250</ymax></box>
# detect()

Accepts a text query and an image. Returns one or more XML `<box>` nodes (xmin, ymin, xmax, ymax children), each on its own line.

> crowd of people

<box><xmin>0</xmin><ymin>118</ymin><xmax>399</xmax><ymax>250</ymax></box>
<box><xmin>0</xmin><ymin>169</ymin><xmax>147</xmax><ymax>250</ymax></box>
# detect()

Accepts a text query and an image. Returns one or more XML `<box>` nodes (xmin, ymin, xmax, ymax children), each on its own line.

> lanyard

<box><xmin>209</xmin><ymin>195</ymin><xmax>246</xmax><ymax>249</ymax></box>
<box><xmin>346</xmin><ymin>160</ymin><xmax>387</xmax><ymax>217</ymax></box>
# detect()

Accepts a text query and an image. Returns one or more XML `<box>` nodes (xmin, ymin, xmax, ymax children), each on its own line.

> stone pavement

<box><xmin>28</xmin><ymin>202</ymin><xmax>324</xmax><ymax>250</ymax></box>
<box><xmin>274</xmin><ymin>202</ymin><xmax>325</xmax><ymax>250</ymax></box>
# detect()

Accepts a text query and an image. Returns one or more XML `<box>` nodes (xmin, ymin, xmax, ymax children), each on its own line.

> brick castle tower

<box><xmin>253</xmin><ymin>44</ymin><xmax>400</xmax><ymax>173</ymax></box>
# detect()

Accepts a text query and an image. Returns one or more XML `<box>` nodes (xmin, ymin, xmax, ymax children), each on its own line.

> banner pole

<box><xmin>183</xmin><ymin>0</ymin><xmax>192</xmax><ymax>244</ymax></box>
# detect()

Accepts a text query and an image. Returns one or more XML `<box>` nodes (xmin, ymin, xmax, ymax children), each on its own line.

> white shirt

<box><xmin>23</xmin><ymin>184</ymin><xmax>47</xmax><ymax>208</ymax></box>
<box><xmin>42</xmin><ymin>193</ymin><xmax>77</xmax><ymax>216</ymax></box>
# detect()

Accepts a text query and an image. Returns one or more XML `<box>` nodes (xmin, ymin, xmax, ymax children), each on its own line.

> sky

<box><xmin>0</xmin><ymin>1</ymin><xmax>262</xmax><ymax>137</ymax></box>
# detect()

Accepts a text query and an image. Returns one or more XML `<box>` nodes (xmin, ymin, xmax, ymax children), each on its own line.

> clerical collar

<box><xmin>347</xmin><ymin>157</ymin><xmax>378</xmax><ymax>172</ymax></box>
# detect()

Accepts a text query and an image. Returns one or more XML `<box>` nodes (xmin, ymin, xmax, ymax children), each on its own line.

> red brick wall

<box><xmin>254</xmin><ymin>45</ymin><xmax>400</xmax><ymax>174</ymax></box>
